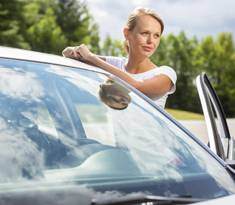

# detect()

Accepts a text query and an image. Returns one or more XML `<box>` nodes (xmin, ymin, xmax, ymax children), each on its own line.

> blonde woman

<box><xmin>62</xmin><ymin>7</ymin><xmax>177</xmax><ymax>109</ymax></box>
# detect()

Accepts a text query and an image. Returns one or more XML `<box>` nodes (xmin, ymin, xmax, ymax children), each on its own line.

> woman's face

<box><xmin>125</xmin><ymin>14</ymin><xmax>162</xmax><ymax>58</ymax></box>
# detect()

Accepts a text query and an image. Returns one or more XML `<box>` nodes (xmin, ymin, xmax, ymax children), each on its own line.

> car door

<box><xmin>196</xmin><ymin>73</ymin><xmax>235</xmax><ymax>166</ymax></box>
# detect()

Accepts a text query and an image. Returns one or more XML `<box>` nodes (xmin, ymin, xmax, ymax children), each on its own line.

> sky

<box><xmin>85</xmin><ymin>0</ymin><xmax>235</xmax><ymax>41</ymax></box>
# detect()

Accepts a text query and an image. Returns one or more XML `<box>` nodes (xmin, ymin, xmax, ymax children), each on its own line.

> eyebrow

<box><xmin>141</xmin><ymin>30</ymin><xmax>161</xmax><ymax>36</ymax></box>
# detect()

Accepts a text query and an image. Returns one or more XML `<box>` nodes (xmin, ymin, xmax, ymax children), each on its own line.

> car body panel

<box><xmin>0</xmin><ymin>47</ymin><xmax>235</xmax><ymax>204</ymax></box>
<box><xmin>192</xmin><ymin>194</ymin><xmax>235</xmax><ymax>205</ymax></box>
<box><xmin>0</xmin><ymin>46</ymin><xmax>105</xmax><ymax>74</ymax></box>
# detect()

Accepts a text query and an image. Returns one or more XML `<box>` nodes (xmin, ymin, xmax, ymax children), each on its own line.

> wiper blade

<box><xmin>91</xmin><ymin>194</ymin><xmax>204</xmax><ymax>205</ymax></box>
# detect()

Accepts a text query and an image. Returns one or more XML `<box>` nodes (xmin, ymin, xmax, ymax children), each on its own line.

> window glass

<box><xmin>0</xmin><ymin>58</ymin><xmax>234</xmax><ymax>199</ymax></box>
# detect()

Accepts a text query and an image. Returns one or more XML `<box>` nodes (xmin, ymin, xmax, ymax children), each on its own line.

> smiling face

<box><xmin>124</xmin><ymin>14</ymin><xmax>162</xmax><ymax>58</ymax></box>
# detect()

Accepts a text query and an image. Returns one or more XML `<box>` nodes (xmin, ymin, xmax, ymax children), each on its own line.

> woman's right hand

<box><xmin>62</xmin><ymin>44</ymin><xmax>98</xmax><ymax>67</ymax></box>
<box><xmin>62</xmin><ymin>46</ymin><xmax>74</xmax><ymax>57</ymax></box>
<box><xmin>62</xmin><ymin>46</ymin><xmax>82</xmax><ymax>60</ymax></box>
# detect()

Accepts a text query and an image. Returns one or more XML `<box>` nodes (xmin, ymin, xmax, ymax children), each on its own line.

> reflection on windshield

<box><xmin>0</xmin><ymin>58</ymin><xmax>235</xmax><ymax>199</ymax></box>
<box><xmin>0</xmin><ymin>67</ymin><xmax>44</xmax><ymax>101</ymax></box>
<box><xmin>0</xmin><ymin>116</ymin><xmax>44</xmax><ymax>182</ymax></box>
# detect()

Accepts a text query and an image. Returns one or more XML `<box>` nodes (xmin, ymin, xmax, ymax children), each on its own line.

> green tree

<box><xmin>55</xmin><ymin>0</ymin><xmax>100</xmax><ymax>53</ymax></box>
<box><xmin>0</xmin><ymin>0</ymin><xmax>29</xmax><ymax>48</ymax></box>
<box><xmin>150</xmin><ymin>36</ymin><xmax>169</xmax><ymax>66</ymax></box>
<box><xmin>196</xmin><ymin>33</ymin><xmax>235</xmax><ymax>116</ymax></box>
<box><xmin>0</xmin><ymin>0</ymin><xmax>100</xmax><ymax>54</ymax></box>
<box><xmin>101</xmin><ymin>35</ymin><xmax>126</xmax><ymax>56</ymax></box>
<box><xmin>21</xmin><ymin>0</ymin><xmax>67</xmax><ymax>54</ymax></box>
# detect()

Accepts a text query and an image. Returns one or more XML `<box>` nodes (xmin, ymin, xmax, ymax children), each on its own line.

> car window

<box><xmin>196</xmin><ymin>73</ymin><xmax>234</xmax><ymax>160</ymax></box>
<box><xmin>0</xmin><ymin>58</ymin><xmax>235</xmax><ymax>199</ymax></box>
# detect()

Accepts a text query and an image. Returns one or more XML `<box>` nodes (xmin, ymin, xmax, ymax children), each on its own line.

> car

<box><xmin>0</xmin><ymin>46</ymin><xmax>235</xmax><ymax>205</ymax></box>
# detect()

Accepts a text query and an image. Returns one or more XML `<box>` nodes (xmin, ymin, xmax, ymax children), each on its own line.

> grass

<box><xmin>165</xmin><ymin>108</ymin><xmax>204</xmax><ymax>120</ymax></box>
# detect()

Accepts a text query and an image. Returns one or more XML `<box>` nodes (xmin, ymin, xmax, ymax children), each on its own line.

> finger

<box><xmin>62</xmin><ymin>48</ymin><xmax>69</xmax><ymax>57</ymax></box>
<box><xmin>73</xmin><ymin>50</ymin><xmax>79</xmax><ymax>59</ymax></box>
<box><xmin>74</xmin><ymin>45</ymin><xmax>82</xmax><ymax>52</ymax></box>
<box><xmin>75</xmin><ymin>47</ymin><xmax>85</xmax><ymax>57</ymax></box>
<box><xmin>76</xmin><ymin>52</ymin><xmax>83</xmax><ymax>60</ymax></box>
<box><xmin>73</xmin><ymin>50</ymin><xmax>84</xmax><ymax>61</ymax></box>
<box><xmin>62</xmin><ymin>47</ymin><xmax>74</xmax><ymax>57</ymax></box>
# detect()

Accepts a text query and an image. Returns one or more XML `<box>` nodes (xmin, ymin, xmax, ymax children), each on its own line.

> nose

<box><xmin>147</xmin><ymin>34</ymin><xmax>154</xmax><ymax>44</ymax></box>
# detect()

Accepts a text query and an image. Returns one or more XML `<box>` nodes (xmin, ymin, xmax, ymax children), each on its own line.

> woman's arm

<box><xmin>87</xmin><ymin>54</ymin><xmax>173</xmax><ymax>98</ymax></box>
<box><xmin>62</xmin><ymin>46</ymin><xmax>106</xmax><ymax>63</ymax></box>
<box><xmin>68</xmin><ymin>44</ymin><xmax>173</xmax><ymax>98</ymax></box>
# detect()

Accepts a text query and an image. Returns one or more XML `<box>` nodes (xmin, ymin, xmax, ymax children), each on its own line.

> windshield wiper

<box><xmin>91</xmin><ymin>194</ymin><xmax>205</xmax><ymax>205</ymax></box>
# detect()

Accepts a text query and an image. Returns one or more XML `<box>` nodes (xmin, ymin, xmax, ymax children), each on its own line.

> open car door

<box><xmin>196</xmin><ymin>73</ymin><xmax>235</xmax><ymax>168</ymax></box>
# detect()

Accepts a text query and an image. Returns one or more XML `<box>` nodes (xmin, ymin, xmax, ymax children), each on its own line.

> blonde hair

<box><xmin>124</xmin><ymin>7</ymin><xmax>164</xmax><ymax>52</ymax></box>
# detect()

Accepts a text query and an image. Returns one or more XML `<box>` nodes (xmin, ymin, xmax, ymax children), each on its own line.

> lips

<box><xmin>142</xmin><ymin>46</ymin><xmax>154</xmax><ymax>52</ymax></box>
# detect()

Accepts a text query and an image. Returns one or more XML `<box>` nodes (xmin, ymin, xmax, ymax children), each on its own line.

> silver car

<box><xmin>0</xmin><ymin>46</ymin><xmax>234</xmax><ymax>205</ymax></box>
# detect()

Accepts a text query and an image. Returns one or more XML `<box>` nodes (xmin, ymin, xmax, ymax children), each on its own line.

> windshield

<box><xmin>0</xmin><ymin>58</ymin><xmax>234</xmax><ymax>200</ymax></box>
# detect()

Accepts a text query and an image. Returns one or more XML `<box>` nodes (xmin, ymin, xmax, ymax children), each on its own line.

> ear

<box><xmin>123</xmin><ymin>27</ymin><xmax>129</xmax><ymax>39</ymax></box>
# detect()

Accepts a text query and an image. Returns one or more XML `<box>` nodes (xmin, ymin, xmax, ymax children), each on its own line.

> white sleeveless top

<box><xmin>105</xmin><ymin>56</ymin><xmax>177</xmax><ymax>109</ymax></box>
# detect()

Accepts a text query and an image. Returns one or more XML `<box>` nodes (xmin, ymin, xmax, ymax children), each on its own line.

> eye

<box><xmin>141</xmin><ymin>32</ymin><xmax>149</xmax><ymax>36</ymax></box>
<box><xmin>154</xmin><ymin>33</ymin><xmax>160</xmax><ymax>38</ymax></box>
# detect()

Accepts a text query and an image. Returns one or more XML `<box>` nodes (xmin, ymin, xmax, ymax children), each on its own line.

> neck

<box><xmin>125</xmin><ymin>53</ymin><xmax>156</xmax><ymax>74</ymax></box>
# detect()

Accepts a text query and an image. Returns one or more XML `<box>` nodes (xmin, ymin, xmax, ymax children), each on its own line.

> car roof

<box><xmin>0</xmin><ymin>46</ymin><xmax>107</xmax><ymax>74</ymax></box>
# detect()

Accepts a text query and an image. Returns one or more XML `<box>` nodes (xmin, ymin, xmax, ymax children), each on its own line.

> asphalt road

<box><xmin>179</xmin><ymin>119</ymin><xmax>235</xmax><ymax>144</ymax></box>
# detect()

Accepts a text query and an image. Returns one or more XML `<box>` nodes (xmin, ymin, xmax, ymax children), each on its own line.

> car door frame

<box><xmin>196</xmin><ymin>73</ymin><xmax>235</xmax><ymax>168</ymax></box>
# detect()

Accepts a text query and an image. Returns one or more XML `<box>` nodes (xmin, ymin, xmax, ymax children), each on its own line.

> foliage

<box><xmin>0</xmin><ymin>0</ymin><xmax>29</xmax><ymax>48</ymax></box>
<box><xmin>0</xmin><ymin>0</ymin><xmax>235</xmax><ymax>116</ymax></box>
<box><xmin>21</xmin><ymin>0</ymin><xmax>66</xmax><ymax>54</ymax></box>
<box><xmin>195</xmin><ymin>33</ymin><xmax>235</xmax><ymax>116</ymax></box>
<box><xmin>101</xmin><ymin>35</ymin><xmax>126</xmax><ymax>57</ymax></box>
<box><xmin>55</xmin><ymin>0</ymin><xmax>100</xmax><ymax>53</ymax></box>
<box><xmin>0</xmin><ymin>0</ymin><xmax>100</xmax><ymax>54</ymax></box>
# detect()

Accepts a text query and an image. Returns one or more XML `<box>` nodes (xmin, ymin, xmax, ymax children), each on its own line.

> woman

<box><xmin>62</xmin><ymin>7</ymin><xmax>177</xmax><ymax>109</ymax></box>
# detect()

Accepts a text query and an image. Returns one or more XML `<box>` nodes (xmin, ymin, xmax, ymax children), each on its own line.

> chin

<box><xmin>141</xmin><ymin>49</ymin><xmax>155</xmax><ymax>57</ymax></box>
<box><xmin>142</xmin><ymin>51</ymin><xmax>154</xmax><ymax>58</ymax></box>
<box><xmin>135</xmin><ymin>49</ymin><xmax>154</xmax><ymax>58</ymax></box>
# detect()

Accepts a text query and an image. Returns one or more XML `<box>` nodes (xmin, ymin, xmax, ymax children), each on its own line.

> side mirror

<box><xmin>196</xmin><ymin>73</ymin><xmax>235</xmax><ymax>168</ymax></box>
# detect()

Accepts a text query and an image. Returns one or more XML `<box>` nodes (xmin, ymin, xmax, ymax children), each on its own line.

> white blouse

<box><xmin>105</xmin><ymin>56</ymin><xmax>177</xmax><ymax>109</ymax></box>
